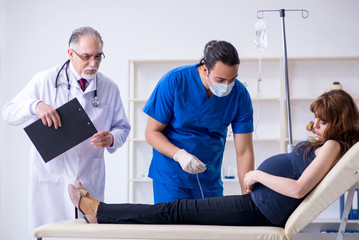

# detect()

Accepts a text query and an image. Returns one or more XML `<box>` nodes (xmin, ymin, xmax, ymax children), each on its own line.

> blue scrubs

<box><xmin>143</xmin><ymin>64</ymin><xmax>253</xmax><ymax>202</ymax></box>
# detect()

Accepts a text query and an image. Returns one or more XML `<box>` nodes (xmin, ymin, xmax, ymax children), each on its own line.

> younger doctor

<box><xmin>143</xmin><ymin>40</ymin><xmax>254</xmax><ymax>203</ymax></box>
<box><xmin>2</xmin><ymin>26</ymin><xmax>131</xmax><ymax>230</ymax></box>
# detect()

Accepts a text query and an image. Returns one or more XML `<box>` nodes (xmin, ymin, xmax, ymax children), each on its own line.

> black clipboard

<box><xmin>24</xmin><ymin>98</ymin><xmax>98</xmax><ymax>163</ymax></box>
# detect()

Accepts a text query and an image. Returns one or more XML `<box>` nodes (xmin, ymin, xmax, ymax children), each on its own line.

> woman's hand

<box><xmin>244</xmin><ymin>170</ymin><xmax>261</xmax><ymax>193</ymax></box>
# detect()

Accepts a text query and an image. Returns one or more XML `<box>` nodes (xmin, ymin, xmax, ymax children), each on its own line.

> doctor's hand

<box><xmin>91</xmin><ymin>130</ymin><xmax>114</xmax><ymax>148</ymax></box>
<box><xmin>173</xmin><ymin>149</ymin><xmax>206</xmax><ymax>174</ymax></box>
<box><xmin>35</xmin><ymin>101</ymin><xmax>62</xmax><ymax>129</ymax></box>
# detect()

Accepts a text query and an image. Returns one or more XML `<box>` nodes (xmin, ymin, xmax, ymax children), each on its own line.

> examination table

<box><xmin>34</xmin><ymin>142</ymin><xmax>359</xmax><ymax>240</ymax></box>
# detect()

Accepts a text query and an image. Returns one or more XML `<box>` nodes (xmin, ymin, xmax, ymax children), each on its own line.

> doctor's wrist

<box><xmin>109</xmin><ymin>133</ymin><xmax>114</xmax><ymax>147</ymax></box>
<box><xmin>173</xmin><ymin>149</ymin><xmax>186</xmax><ymax>161</ymax></box>
<box><xmin>31</xmin><ymin>100</ymin><xmax>42</xmax><ymax>115</ymax></box>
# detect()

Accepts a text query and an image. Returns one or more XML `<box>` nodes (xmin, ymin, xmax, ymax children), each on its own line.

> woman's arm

<box><xmin>244</xmin><ymin>140</ymin><xmax>341</xmax><ymax>199</ymax></box>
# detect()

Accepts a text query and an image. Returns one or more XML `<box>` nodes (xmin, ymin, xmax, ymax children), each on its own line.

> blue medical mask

<box><xmin>207</xmin><ymin>75</ymin><xmax>235</xmax><ymax>97</ymax></box>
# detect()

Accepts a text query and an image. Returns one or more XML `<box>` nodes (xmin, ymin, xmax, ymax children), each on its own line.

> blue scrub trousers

<box><xmin>153</xmin><ymin>180</ymin><xmax>224</xmax><ymax>203</ymax></box>
<box><xmin>96</xmin><ymin>194</ymin><xmax>274</xmax><ymax>226</ymax></box>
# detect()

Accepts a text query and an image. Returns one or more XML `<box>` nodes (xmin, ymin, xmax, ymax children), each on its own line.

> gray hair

<box><xmin>69</xmin><ymin>26</ymin><xmax>103</xmax><ymax>49</ymax></box>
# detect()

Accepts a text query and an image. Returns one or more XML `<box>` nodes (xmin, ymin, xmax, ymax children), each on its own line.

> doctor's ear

<box><xmin>202</xmin><ymin>65</ymin><xmax>209</xmax><ymax>76</ymax></box>
<box><xmin>68</xmin><ymin>49</ymin><xmax>75</xmax><ymax>60</ymax></box>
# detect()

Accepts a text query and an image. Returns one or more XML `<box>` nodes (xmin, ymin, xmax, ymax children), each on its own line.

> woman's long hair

<box><xmin>302</xmin><ymin>89</ymin><xmax>359</xmax><ymax>160</ymax></box>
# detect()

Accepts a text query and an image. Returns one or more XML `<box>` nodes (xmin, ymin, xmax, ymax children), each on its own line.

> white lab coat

<box><xmin>2</xmin><ymin>62</ymin><xmax>131</xmax><ymax>230</ymax></box>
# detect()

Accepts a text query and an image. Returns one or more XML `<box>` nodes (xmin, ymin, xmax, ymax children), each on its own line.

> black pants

<box><xmin>97</xmin><ymin>194</ymin><xmax>273</xmax><ymax>226</ymax></box>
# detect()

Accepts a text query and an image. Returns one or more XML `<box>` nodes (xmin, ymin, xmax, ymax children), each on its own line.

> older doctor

<box><xmin>2</xmin><ymin>26</ymin><xmax>130</xmax><ymax>230</ymax></box>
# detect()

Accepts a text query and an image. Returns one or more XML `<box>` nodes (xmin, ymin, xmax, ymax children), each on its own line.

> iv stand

<box><xmin>257</xmin><ymin>9</ymin><xmax>309</xmax><ymax>152</ymax></box>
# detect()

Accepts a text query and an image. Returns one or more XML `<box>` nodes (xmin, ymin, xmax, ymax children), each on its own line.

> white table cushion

<box><xmin>34</xmin><ymin>218</ymin><xmax>287</xmax><ymax>240</ymax></box>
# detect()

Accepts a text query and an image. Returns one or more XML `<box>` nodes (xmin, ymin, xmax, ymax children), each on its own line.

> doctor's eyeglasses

<box><xmin>71</xmin><ymin>49</ymin><xmax>105</xmax><ymax>62</ymax></box>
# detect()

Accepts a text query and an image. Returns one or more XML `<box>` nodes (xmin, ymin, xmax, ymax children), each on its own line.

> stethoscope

<box><xmin>54</xmin><ymin>60</ymin><xmax>100</xmax><ymax>107</ymax></box>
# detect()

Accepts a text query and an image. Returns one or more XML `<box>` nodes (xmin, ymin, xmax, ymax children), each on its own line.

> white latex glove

<box><xmin>173</xmin><ymin>149</ymin><xmax>206</xmax><ymax>174</ymax></box>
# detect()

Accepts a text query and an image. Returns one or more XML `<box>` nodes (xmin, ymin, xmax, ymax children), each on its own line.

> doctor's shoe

<box><xmin>68</xmin><ymin>183</ymin><xmax>100</xmax><ymax>224</ymax></box>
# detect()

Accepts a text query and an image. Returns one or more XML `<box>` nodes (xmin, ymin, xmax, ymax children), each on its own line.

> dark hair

<box><xmin>199</xmin><ymin>40</ymin><xmax>240</xmax><ymax>72</ymax></box>
<box><xmin>301</xmin><ymin>89</ymin><xmax>359</xmax><ymax>160</ymax></box>
<box><xmin>69</xmin><ymin>26</ymin><xmax>103</xmax><ymax>49</ymax></box>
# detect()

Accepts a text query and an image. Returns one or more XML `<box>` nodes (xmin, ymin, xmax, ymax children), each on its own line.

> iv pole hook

<box><xmin>257</xmin><ymin>9</ymin><xmax>309</xmax><ymax>19</ymax></box>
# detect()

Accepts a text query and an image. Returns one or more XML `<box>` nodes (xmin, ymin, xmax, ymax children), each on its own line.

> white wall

<box><xmin>1</xmin><ymin>0</ymin><xmax>358</xmax><ymax>239</ymax></box>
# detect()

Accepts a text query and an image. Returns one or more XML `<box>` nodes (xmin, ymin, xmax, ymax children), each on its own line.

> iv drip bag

<box><xmin>255</xmin><ymin>19</ymin><xmax>268</xmax><ymax>52</ymax></box>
